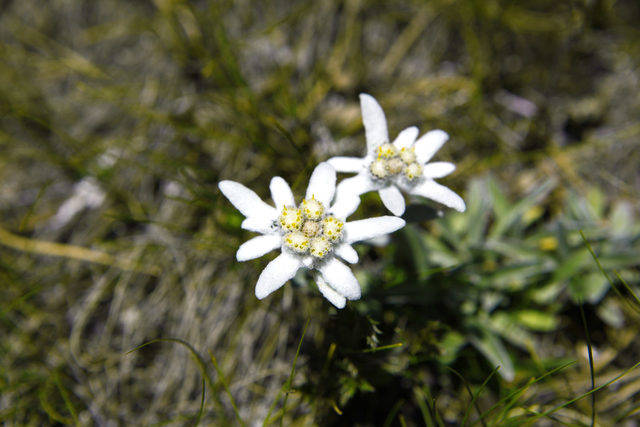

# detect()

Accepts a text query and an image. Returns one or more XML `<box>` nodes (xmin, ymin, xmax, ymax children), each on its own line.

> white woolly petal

<box><xmin>327</xmin><ymin>156</ymin><xmax>366</xmax><ymax>173</ymax></box>
<box><xmin>344</xmin><ymin>216</ymin><xmax>406</xmax><ymax>244</ymax></box>
<box><xmin>317</xmin><ymin>258</ymin><xmax>361</xmax><ymax>300</ymax></box>
<box><xmin>414</xmin><ymin>130</ymin><xmax>449</xmax><ymax>164</ymax></box>
<box><xmin>392</xmin><ymin>126</ymin><xmax>419</xmax><ymax>149</ymax></box>
<box><xmin>422</xmin><ymin>162</ymin><xmax>456</xmax><ymax>179</ymax></box>
<box><xmin>331</xmin><ymin>172</ymin><xmax>378</xmax><ymax>219</ymax></box>
<box><xmin>334</xmin><ymin>243</ymin><xmax>359</xmax><ymax>264</ymax></box>
<box><xmin>365</xmin><ymin>234</ymin><xmax>390</xmax><ymax>247</ymax></box>
<box><xmin>330</xmin><ymin>191</ymin><xmax>361</xmax><ymax>221</ymax></box>
<box><xmin>316</xmin><ymin>275</ymin><xmax>347</xmax><ymax>308</ymax></box>
<box><xmin>219</xmin><ymin>180</ymin><xmax>277</xmax><ymax>219</ymax></box>
<box><xmin>241</xmin><ymin>216</ymin><xmax>275</xmax><ymax>234</ymax></box>
<box><xmin>410</xmin><ymin>180</ymin><xmax>466</xmax><ymax>212</ymax></box>
<box><xmin>270</xmin><ymin>177</ymin><xmax>294</xmax><ymax>208</ymax></box>
<box><xmin>360</xmin><ymin>93</ymin><xmax>389</xmax><ymax>154</ymax></box>
<box><xmin>305</xmin><ymin>162</ymin><xmax>336</xmax><ymax>207</ymax></box>
<box><xmin>336</xmin><ymin>172</ymin><xmax>378</xmax><ymax>196</ymax></box>
<box><xmin>255</xmin><ymin>252</ymin><xmax>303</xmax><ymax>299</ymax></box>
<box><xmin>379</xmin><ymin>186</ymin><xmax>406</xmax><ymax>216</ymax></box>
<box><xmin>236</xmin><ymin>234</ymin><xmax>282</xmax><ymax>262</ymax></box>
<box><xmin>301</xmin><ymin>256</ymin><xmax>313</xmax><ymax>268</ymax></box>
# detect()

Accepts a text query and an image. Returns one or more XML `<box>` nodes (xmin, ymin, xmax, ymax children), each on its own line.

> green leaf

<box><xmin>490</xmin><ymin>312</ymin><xmax>536</xmax><ymax>350</ymax></box>
<box><xmin>484</xmin><ymin>260</ymin><xmax>553</xmax><ymax>292</ymax></box>
<box><xmin>514</xmin><ymin>309</ymin><xmax>559</xmax><ymax>332</ymax></box>
<box><xmin>596</xmin><ymin>298</ymin><xmax>625</xmax><ymax>328</ymax></box>
<box><xmin>551</xmin><ymin>248</ymin><xmax>591</xmax><ymax>284</ymax></box>
<box><xmin>401</xmin><ymin>225</ymin><xmax>432</xmax><ymax>274</ymax></box>
<box><xmin>586</xmin><ymin>187</ymin><xmax>605</xmax><ymax>220</ymax></box>
<box><xmin>598</xmin><ymin>251</ymin><xmax>640</xmax><ymax>270</ymax></box>
<box><xmin>609</xmin><ymin>201</ymin><xmax>633</xmax><ymax>237</ymax></box>
<box><xmin>421</xmin><ymin>234</ymin><xmax>461</xmax><ymax>267</ymax></box>
<box><xmin>529</xmin><ymin>281</ymin><xmax>565</xmax><ymax>305</ymax></box>
<box><xmin>469</xmin><ymin>324</ymin><xmax>515</xmax><ymax>381</ymax></box>
<box><xmin>488</xmin><ymin>177</ymin><xmax>509</xmax><ymax>220</ymax></box>
<box><xmin>489</xmin><ymin>179</ymin><xmax>555</xmax><ymax>239</ymax></box>
<box><xmin>568</xmin><ymin>272</ymin><xmax>609</xmax><ymax>304</ymax></box>
<box><xmin>463</xmin><ymin>178</ymin><xmax>492</xmax><ymax>245</ymax></box>
<box><xmin>438</xmin><ymin>331</ymin><xmax>466</xmax><ymax>364</ymax></box>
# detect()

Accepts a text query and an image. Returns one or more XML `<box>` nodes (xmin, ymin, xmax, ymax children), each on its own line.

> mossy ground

<box><xmin>1</xmin><ymin>1</ymin><xmax>639</xmax><ymax>425</ymax></box>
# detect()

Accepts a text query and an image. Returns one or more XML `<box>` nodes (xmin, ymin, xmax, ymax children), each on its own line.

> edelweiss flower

<box><xmin>218</xmin><ymin>162</ymin><xmax>405</xmax><ymax>308</ymax></box>
<box><xmin>328</xmin><ymin>93</ymin><xmax>466</xmax><ymax>216</ymax></box>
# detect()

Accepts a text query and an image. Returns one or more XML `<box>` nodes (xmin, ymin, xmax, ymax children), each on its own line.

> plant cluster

<box><xmin>219</xmin><ymin>94</ymin><xmax>465</xmax><ymax>308</ymax></box>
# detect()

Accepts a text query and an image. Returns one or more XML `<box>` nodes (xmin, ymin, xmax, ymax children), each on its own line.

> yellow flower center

<box><xmin>368</xmin><ymin>144</ymin><xmax>423</xmax><ymax>181</ymax></box>
<box><xmin>280</xmin><ymin>199</ymin><xmax>343</xmax><ymax>259</ymax></box>
<box><xmin>387</xmin><ymin>158</ymin><xmax>404</xmax><ymax>175</ymax></box>
<box><xmin>302</xmin><ymin>220</ymin><xmax>321</xmax><ymax>237</ymax></box>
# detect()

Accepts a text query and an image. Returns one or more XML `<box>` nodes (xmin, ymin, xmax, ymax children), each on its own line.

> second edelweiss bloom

<box><xmin>218</xmin><ymin>162</ymin><xmax>405</xmax><ymax>308</ymax></box>
<box><xmin>328</xmin><ymin>93</ymin><xmax>466</xmax><ymax>216</ymax></box>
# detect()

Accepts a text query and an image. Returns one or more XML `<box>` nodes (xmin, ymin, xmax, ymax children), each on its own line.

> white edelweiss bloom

<box><xmin>218</xmin><ymin>162</ymin><xmax>405</xmax><ymax>309</ymax></box>
<box><xmin>328</xmin><ymin>93</ymin><xmax>466</xmax><ymax>216</ymax></box>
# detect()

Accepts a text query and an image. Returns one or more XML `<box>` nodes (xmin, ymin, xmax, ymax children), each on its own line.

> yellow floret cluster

<box><xmin>284</xmin><ymin>230</ymin><xmax>309</xmax><ymax>253</ymax></box>
<box><xmin>377</xmin><ymin>143</ymin><xmax>397</xmax><ymax>159</ymax></box>
<box><xmin>322</xmin><ymin>216</ymin><xmax>343</xmax><ymax>241</ymax></box>
<box><xmin>302</xmin><ymin>196</ymin><xmax>324</xmax><ymax>220</ymax></box>
<box><xmin>279</xmin><ymin>206</ymin><xmax>302</xmax><ymax>231</ymax></box>
<box><xmin>280</xmin><ymin>198</ymin><xmax>344</xmax><ymax>259</ymax></box>
<box><xmin>369</xmin><ymin>144</ymin><xmax>422</xmax><ymax>181</ymax></box>
<box><xmin>310</xmin><ymin>236</ymin><xmax>330</xmax><ymax>258</ymax></box>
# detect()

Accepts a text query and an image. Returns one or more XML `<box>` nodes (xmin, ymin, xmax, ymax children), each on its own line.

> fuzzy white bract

<box><xmin>328</xmin><ymin>93</ymin><xmax>466</xmax><ymax>216</ymax></box>
<box><xmin>218</xmin><ymin>162</ymin><xmax>405</xmax><ymax>308</ymax></box>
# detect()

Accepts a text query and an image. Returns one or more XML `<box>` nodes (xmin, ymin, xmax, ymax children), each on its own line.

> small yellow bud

<box><xmin>302</xmin><ymin>197</ymin><xmax>324</xmax><ymax>220</ymax></box>
<box><xmin>284</xmin><ymin>231</ymin><xmax>309</xmax><ymax>253</ymax></box>
<box><xmin>400</xmin><ymin>147</ymin><xmax>416</xmax><ymax>164</ymax></box>
<box><xmin>279</xmin><ymin>206</ymin><xmax>302</xmax><ymax>231</ymax></box>
<box><xmin>322</xmin><ymin>216</ymin><xmax>344</xmax><ymax>241</ymax></box>
<box><xmin>310</xmin><ymin>237</ymin><xmax>331</xmax><ymax>258</ymax></box>
<box><xmin>404</xmin><ymin>163</ymin><xmax>422</xmax><ymax>180</ymax></box>
<box><xmin>377</xmin><ymin>143</ymin><xmax>397</xmax><ymax>159</ymax></box>
<box><xmin>539</xmin><ymin>236</ymin><xmax>558</xmax><ymax>251</ymax></box>
<box><xmin>369</xmin><ymin>159</ymin><xmax>388</xmax><ymax>178</ymax></box>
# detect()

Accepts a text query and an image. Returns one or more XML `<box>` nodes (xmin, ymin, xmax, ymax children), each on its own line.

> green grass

<box><xmin>1</xmin><ymin>0</ymin><xmax>640</xmax><ymax>425</ymax></box>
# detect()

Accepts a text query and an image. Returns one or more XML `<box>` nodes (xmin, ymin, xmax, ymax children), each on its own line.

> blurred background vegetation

<box><xmin>1</xmin><ymin>0</ymin><xmax>639</xmax><ymax>425</ymax></box>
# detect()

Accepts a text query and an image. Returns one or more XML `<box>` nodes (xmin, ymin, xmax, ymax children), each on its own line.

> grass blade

<box><xmin>263</xmin><ymin>318</ymin><xmax>310</xmax><ymax>426</ymax></box>
<box><xmin>580</xmin><ymin>231</ymin><xmax>640</xmax><ymax>313</ymax></box>
<box><xmin>475</xmin><ymin>360</ymin><xmax>576</xmax><ymax>424</ymax></box>
<box><xmin>446</xmin><ymin>366</ymin><xmax>488</xmax><ymax>427</ymax></box>
<box><xmin>525</xmin><ymin>359</ymin><xmax>640</xmax><ymax>425</ymax></box>
<box><xmin>413</xmin><ymin>387</ymin><xmax>435</xmax><ymax>427</ymax></box>
<box><xmin>579</xmin><ymin>302</ymin><xmax>596</xmax><ymax>427</ymax></box>
<box><xmin>464</xmin><ymin>367</ymin><xmax>497</xmax><ymax>427</ymax></box>
<box><xmin>209</xmin><ymin>350</ymin><xmax>245</xmax><ymax>426</ymax></box>
<box><xmin>53</xmin><ymin>372</ymin><xmax>79</xmax><ymax>426</ymax></box>
<box><xmin>126</xmin><ymin>338</ymin><xmax>226</xmax><ymax>422</ymax></box>
<box><xmin>193</xmin><ymin>378</ymin><xmax>205</xmax><ymax>427</ymax></box>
